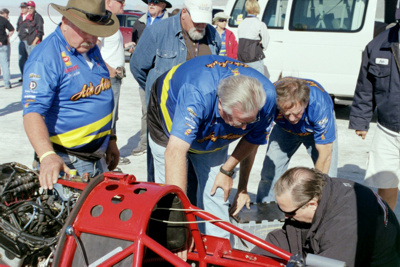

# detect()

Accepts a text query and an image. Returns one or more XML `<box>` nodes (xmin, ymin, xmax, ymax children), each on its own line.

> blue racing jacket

<box><xmin>274</xmin><ymin>78</ymin><xmax>336</xmax><ymax>144</ymax></box>
<box><xmin>22</xmin><ymin>26</ymin><xmax>114</xmax><ymax>159</ymax></box>
<box><xmin>148</xmin><ymin>55</ymin><xmax>276</xmax><ymax>153</ymax></box>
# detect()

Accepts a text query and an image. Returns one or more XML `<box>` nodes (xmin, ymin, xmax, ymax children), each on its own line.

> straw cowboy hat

<box><xmin>51</xmin><ymin>0</ymin><xmax>119</xmax><ymax>37</ymax></box>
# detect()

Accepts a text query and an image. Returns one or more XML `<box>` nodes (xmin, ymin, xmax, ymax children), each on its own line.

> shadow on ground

<box><xmin>118</xmin><ymin>131</ymin><xmax>141</xmax><ymax>157</ymax></box>
<box><xmin>0</xmin><ymin>102</ymin><xmax>22</xmax><ymax>117</ymax></box>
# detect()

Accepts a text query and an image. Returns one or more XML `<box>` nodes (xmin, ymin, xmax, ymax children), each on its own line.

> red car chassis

<box><xmin>52</xmin><ymin>172</ymin><xmax>292</xmax><ymax>266</ymax></box>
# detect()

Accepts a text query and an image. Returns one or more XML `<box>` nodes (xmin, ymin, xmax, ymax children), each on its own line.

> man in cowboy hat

<box><xmin>22</xmin><ymin>0</ymin><xmax>120</xmax><ymax>190</ymax></box>
<box><xmin>130</xmin><ymin>0</ymin><xmax>172</xmax><ymax>157</ymax></box>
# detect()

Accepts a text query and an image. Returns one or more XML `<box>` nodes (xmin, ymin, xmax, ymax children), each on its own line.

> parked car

<box><xmin>117</xmin><ymin>10</ymin><xmax>144</xmax><ymax>45</ymax></box>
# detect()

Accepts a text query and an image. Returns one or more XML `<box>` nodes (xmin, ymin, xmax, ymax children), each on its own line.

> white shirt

<box><xmin>98</xmin><ymin>30</ymin><xmax>125</xmax><ymax>68</ymax></box>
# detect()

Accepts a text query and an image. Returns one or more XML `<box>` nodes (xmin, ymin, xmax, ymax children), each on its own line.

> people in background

<box><xmin>0</xmin><ymin>8</ymin><xmax>14</xmax><ymax>89</ymax></box>
<box><xmin>237</xmin><ymin>0</ymin><xmax>269</xmax><ymax>74</ymax></box>
<box><xmin>212</xmin><ymin>11</ymin><xmax>237</xmax><ymax>59</ymax></box>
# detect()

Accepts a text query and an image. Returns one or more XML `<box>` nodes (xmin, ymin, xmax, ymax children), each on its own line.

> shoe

<box><xmin>131</xmin><ymin>145</ymin><xmax>146</xmax><ymax>156</ymax></box>
<box><xmin>118</xmin><ymin>157</ymin><xmax>131</xmax><ymax>165</ymax></box>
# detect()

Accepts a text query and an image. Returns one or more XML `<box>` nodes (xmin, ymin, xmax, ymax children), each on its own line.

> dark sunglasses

<box><xmin>218</xmin><ymin>19</ymin><xmax>227</xmax><ymax>22</ymax></box>
<box><xmin>148</xmin><ymin>0</ymin><xmax>162</xmax><ymax>4</ymax></box>
<box><xmin>115</xmin><ymin>0</ymin><xmax>125</xmax><ymax>3</ymax></box>
<box><xmin>66</xmin><ymin>7</ymin><xmax>112</xmax><ymax>23</ymax></box>
<box><xmin>277</xmin><ymin>196</ymin><xmax>314</xmax><ymax>217</ymax></box>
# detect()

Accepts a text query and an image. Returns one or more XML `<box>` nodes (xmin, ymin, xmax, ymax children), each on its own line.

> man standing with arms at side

<box><xmin>130</xmin><ymin>0</ymin><xmax>172</xmax><ymax>156</ymax></box>
<box><xmin>16</xmin><ymin>2</ymin><xmax>28</xmax><ymax>82</ymax></box>
<box><xmin>0</xmin><ymin>8</ymin><xmax>14</xmax><ymax>89</ymax></box>
<box><xmin>98</xmin><ymin>0</ymin><xmax>136</xmax><ymax>165</ymax></box>
<box><xmin>349</xmin><ymin>12</ymin><xmax>400</xmax><ymax>211</ymax></box>
<box><xmin>22</xmin><ymin>0</ymin><xmax>120</xmax><ymax>190</ymax></box>
<box><xmin>17</xmin><ymin>1</ymin><xmax>44</xmax><ymax>78</ymax></box>
<box><xmin>148</xmin><ymin>55</ymin><xmax>276</xmax><ymax>238</ymax></box>
<box><xmin>257</xmin><ymin>77</ymin><xmax>338</xmax><ymax>203</ymax></box>
<box><xmin>131</xmin><ymin>0</ymin><xmax>220</xmax><ymax>182</ymax></box>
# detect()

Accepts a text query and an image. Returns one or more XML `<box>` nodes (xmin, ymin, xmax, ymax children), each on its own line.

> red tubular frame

<box><xmin>54</xmin><ymin>172</ymin><xmax>291</xmax><ymax>266</ymax></box>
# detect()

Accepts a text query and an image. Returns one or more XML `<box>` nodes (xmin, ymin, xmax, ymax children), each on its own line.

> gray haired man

<box><xmin>147</xmin><ymin>55</ymin><xmax>276</xmax><ymax>239</ymax></box>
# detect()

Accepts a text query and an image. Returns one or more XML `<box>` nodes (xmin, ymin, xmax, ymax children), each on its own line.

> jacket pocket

<box><xmin>154</xmin><ymin>49</ymin><xmax>178</xmax><ymax>73</ymax></box>
<box><xmin>367</xmin><ymin>63</ymin><xmax>390</xmax><ymax>92</ymax></box>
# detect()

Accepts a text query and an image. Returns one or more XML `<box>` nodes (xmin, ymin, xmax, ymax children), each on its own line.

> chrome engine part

<box><xmin>0</xmin><ymin>162</ymin><xmax>79</xmax><ymax>266</ymax></box>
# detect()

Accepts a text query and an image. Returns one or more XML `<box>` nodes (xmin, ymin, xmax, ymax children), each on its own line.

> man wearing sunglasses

<box><xmin>17</xmin><ymin>1</ymin><xmax>43</xmax><ymax>78</ymax></box>
<box><xmin>256</xmin><ymin>77</ymin><xmax>338</xmax><ymax>204</ymax></box>
<box><xmin>253</xmin><ymin>167</ymin><xmax>400</xmax><ymax>266</ymax></box>
<box><xmin>22</xmin><ymin>0</ymin><xmax>120</xmax><ymax>190</ymax></box>
<box><xmin>130</xmin><ymin>0</ymin><xmax>172</xmax><ymax>157</ymax></box>
<box><xmin>147</xmin><ymin>55</ymin><xmax>276</xmax><ymax>240</ymax></box>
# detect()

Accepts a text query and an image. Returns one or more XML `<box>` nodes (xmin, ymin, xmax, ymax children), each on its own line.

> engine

<box><xmin>0</xmin><ymin>162</ymin><xmax>80</xmax><ymax>266</ymax></box>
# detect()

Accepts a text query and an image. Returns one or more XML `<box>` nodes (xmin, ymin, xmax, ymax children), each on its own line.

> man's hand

<box><xmin>174</xmin><ymin>235</ymin><xmax>194</xmax><ymax>262</ymax></box>
<box><xmin>229</xmin><ymin>190</ymin><xmax>251</xmax><ymax>217</ymax></box>
<box><xmin>355</xmin><ymin>130</ymin><xmax>368</xmax><ymax>140</ymax></box>
<box><xmin>106</xmin><ymin>139</ymin><xmax>119</xmax><ymax>170</ymax></box>
<box><xmin>39</xmin><ymin>153</ymin><xmax>70</xmax><ymax>190</ymax></box>
<box><xmin>124</xmin><ymin>41</ymin><xmax>136</xmax><ymax>53</ymax></box>
<box><xmin>210</xmin><ymin>171</ymin><xmax>233</xmax><ymax>202</ymax></box>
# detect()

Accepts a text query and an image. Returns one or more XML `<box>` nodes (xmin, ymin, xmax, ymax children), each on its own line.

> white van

<box><xmin>225</xmin><ymin>0</ymin><xmax>397</xmax><ymax>101</ymax></box>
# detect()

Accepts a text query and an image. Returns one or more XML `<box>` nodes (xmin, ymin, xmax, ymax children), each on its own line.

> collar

<box><xmin>55</xmin><ymin>25</ymin><xmax>75</xmax><ymax>53</ymax></box>
<box><xmin>380</xmin><ymin>23</ymin><xmax>400</xmax><ymax>49</ymax></box>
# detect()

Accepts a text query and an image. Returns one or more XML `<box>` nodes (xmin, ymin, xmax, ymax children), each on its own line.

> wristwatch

<box><xmin>109</xmin><ymin>135</ymin><xmax>117</xmax><ymax>141</ymax></box>
<box><xmin>220</xmin><ymin>166</ymin><xmax>234</xmax><ymax>177</ymax></box>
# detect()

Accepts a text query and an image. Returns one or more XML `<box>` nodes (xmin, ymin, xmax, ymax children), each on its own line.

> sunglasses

<box><xmin>218</xmin><ymin>19</ymin><xmax>227</xmax><ymax>22</ymax></box>
<box><xmin>27</xmin><ymin>6</ymin><xmax>34</xmax><ymax>9</ymax></box>
<box><xmin>148</xmin><ymin>0</ymin><xmax>163</xmax><ymax>4</ymax></box>
<box><xmin>66</xmin><ymin>7</ymin><xmax>112</xmax><ymax>23</ymax></box>
<box><xmin>277</xmin><ymin>196</ymin><xmax>314</xmax><ymax>217</ymax></box>
<box><xmin>228</xmin><ymin>113</ymin><xmax>260</xmax><ymax>127</ymax></box>
<box><xmin>115</xmin><ymin>0</ymin><xmax>125</xmax><ymax>3</ymax></box>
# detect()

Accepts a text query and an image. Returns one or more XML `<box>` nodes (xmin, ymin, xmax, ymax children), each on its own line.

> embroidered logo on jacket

<box><xmin>70</xmin><ymin>78</ymin><xmax>112</xmax><ymax>101</ymax></box>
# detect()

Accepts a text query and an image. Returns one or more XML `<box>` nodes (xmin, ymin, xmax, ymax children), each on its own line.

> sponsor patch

<box><xmin>318</xmin><ymin>117</ymin><xmax>328</xmax><ymax>125</ymax></box>
<box><xmin>375</xmin><ymin>58</ymin><xmax>389</xmax><ymax>65</ymax></box>
<box><xmin>29</xmin><ymin>73</ymin><xmax>41</xmax><ymax>79</ymax></box>
<box><xmin>29</xmin><ymin>81</ymin><xmax>37</xmax><ymax>90</ymax></box>
<box><xmin>185</xmin><ymin>129</ymin><xmax>192</xmax><ymax>136</ymax></box>
<box><xmin>185</xmin><ymin>123</ymin><xmax>195</xmax><ymax>129</ymax></box>
<box><xmin>65</xmin><ymin>65</ymin><xmax>79</xmax><ymax>73</ymax></box>
<box><xmin>187</xmin><ymin>107</ymin><xmax>197</xmax><ymax>117</ymax></box>
<box><xmin>61</xmin><ymin>51</ymin><xmax>71</xmax><ymax>66</ymax></box>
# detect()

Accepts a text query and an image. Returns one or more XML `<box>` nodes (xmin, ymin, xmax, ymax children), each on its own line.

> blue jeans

<box><xmin>0</xmin><ymin>45</ymin><xmax>11</xmax><ymax>87</ymax></box>
<box><xmin>110</xmin><ymin>77</ymin><xmax>121</xmax><ymax>134</ymax></box>
<box><xmin>149</xmin><ymin>135</ymin><xmax>230</xmax><ymax>239</ymax></box>
<box><xmin>257</xmin><ymin>123</ymin><xmax>338</xmax><ymax>203</ymax></box>
<box><xmin>56</xmin><ymin>152</ymin><xmax>105</xmax><ymax>178</ymax></box>
<box><xmin>18</xmin><ymin>41</ymin><xmax>28</xmax><ymax>75</ymax></box>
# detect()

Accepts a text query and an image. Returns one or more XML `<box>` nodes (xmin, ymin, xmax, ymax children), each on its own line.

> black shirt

<box><xmin>0</xmin><ymin>16</ymin><xmax>14</xmax><ymax>46</ymax></box>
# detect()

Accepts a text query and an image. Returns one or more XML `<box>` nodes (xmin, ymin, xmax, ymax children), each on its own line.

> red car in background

<box><xmin>117</xmin><ymin>10</ymin><xmax>144</xmax><ymax>45</ymax></box>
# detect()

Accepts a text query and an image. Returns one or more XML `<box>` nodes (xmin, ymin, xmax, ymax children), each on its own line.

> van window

<box><xmin>289</xmin><ymin>0</ymin><xmax>368</xmax><ymax>32</ymax></box>
<box><xmin>228</xmin><ymin>0</ymin><xmax>248</xmax><ymax>27</ymax></box>
<box><xmin>262</xmin><ymin>0</ymin><xmax>289</xmax><ymax>29</ymax></box>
